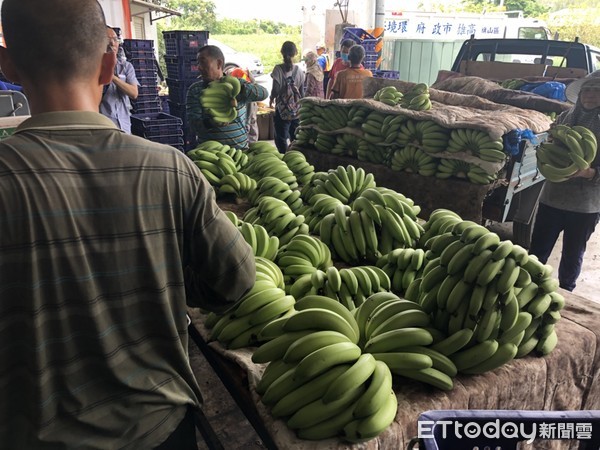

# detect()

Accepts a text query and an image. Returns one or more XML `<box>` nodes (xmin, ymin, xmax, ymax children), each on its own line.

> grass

<box><xmin>211</xmin><ymin>33</ymin><xmax>303</xmax><ymax>74</ymax></box>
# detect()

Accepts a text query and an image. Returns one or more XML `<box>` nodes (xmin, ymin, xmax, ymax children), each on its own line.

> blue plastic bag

<box><xmin>504</xmin><ymin>129</ymin><xmax>538</xmax><ymax>156</ymax></box>
<box><xmin>519</xmin><ymin>81</ymin><xmax>567</xmax><ymax>102</ymax></box>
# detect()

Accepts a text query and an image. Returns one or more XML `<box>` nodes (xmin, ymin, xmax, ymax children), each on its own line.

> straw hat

<box><xmin>565</xmin><ymin>70</ymin><xmax>600</xmax><ymax>103</ymax></box>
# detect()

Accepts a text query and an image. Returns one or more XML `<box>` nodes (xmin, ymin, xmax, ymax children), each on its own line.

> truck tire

<box><xmin>512</xmin><ymin>204</ymin><xmax>538</xmax><ymax>249</ymax></box>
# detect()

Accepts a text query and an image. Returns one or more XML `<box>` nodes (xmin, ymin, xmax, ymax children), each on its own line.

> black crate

<box><xmin>130</xmin><ymin>58</ymin><xmax>155</xmax><ymax>71</ymax></box>
<box><xmin>166</xmin><ymin>77</ymin><xmax>198</xmax><ymax>104</ymax></box>
<box><xmin>164</xmin><ymin>56</ymin><xmax>199</xmax><ymax>80</ymax></box>
<box><xmin>138</xmin><ymin>85</ymin><xmax>159</xmax><ymax>97</ymax></box>
<box><xmin>371</xmin><ymin>70</ymin><xmax>400</xmax><ymax>79</ymax></box>
<box><xmin>163</xmin><ymin>30</ymin><xmax>209</xmax><ymax>58</ymax></box>
<box><xmin>134</xmin><ymin>94</ymin><xmax>160</xmax><ymax>104</ymax></box>
<box><xmin>125</xmin><ymin>49</ymin><xmax>155</xmax><ymax>60</ymax></box>
<box><xmin>131</xmin><ymin>112</ymin><xmax>183</xmax><ymax>129</ymax></box>
<box><xmin>137</xmin><ymin>75</ymin><xmax>158</xmax><ymax>86</ymax></box>
<box><xmin>167</xmin><ymin>100</ymin><xmax>185</xmax><ymax>120</ymax></box>
<box><xmin>123</xmin><ymin>39</ymin><xmax>154</xmax><ymax>51</ymax></box>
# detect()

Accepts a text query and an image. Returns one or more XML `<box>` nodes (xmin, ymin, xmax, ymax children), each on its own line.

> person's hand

<box><xmin>246</xmin><ymin>68</ymin><xmax>255</xmax><ymax>83</ymax></box>
<box><xmin>571</xmin><ymin>167</ymin><xmax>596</xmax><ymax>179</ymax></box>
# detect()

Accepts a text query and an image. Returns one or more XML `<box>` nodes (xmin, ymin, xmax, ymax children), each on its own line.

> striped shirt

<box><xmin>186</xmin><ymin>78</ymin><xmax>268</xmax><ymax>149</ymax></box>
<box><xmin>0</xmin><ymin>111</ymin><xmax>255</xmax><ymax>449</ymax></box>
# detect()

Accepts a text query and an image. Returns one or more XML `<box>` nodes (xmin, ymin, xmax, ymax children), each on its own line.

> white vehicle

<box><xmin>208</xmin><ymin>38</ymin><xmax>264</xmax><ymax>75</ymax></box>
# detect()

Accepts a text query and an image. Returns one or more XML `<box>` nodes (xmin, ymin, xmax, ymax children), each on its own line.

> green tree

<box><xmin>461</xmin><ymin>0</ymin><xmax>550</xmax><ymax>17</ymax></box>
<box><xmin>163</xmin><ymin>0</ymin><xmax>217</xmax><ymax>30</ymax></box>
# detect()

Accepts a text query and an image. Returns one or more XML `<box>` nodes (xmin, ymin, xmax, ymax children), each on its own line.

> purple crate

<box><xmin>130</xmin><ymin>58</ymin><xmax>155</xmax><ymax>70</ymax></box>
<box><xmin>125</xmin><ymin>49</ymin><xmax>155</xmax><ymax>60</ymax></box>
<box><xmin>166</xmin><ymin>77</ymin><xmax>198</xmax><ymax>104</ymax></box>
<box><xmin>131</xmin><ymin>112</ymin><xmax>182</xmax><ymax>128</ymax></box>
<box><xmin>163</xmin><ymin>31</ymin><xmax>209</xmax><ymax>58</ymax></box>
<box><xmin>371</xmin><ymin>70</ymin><xmax>400</xmax><ymax>79</ymax></box>
<box><xmin>138</xmin><ymin>85</ymin><xmax>159</xmax><ymax>96</ymax></box>
<box><xmin>164</xmin><ymin>55</ymin><xmax>199</xmax><ymax>80</ymax></box>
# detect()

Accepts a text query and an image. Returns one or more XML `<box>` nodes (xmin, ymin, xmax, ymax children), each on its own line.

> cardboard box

<box><xmin>257</xmin><ymin>110</ymin><xmax>274</xmax><ymax>141</ymax></box>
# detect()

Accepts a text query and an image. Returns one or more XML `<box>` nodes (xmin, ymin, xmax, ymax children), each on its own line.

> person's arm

<box><xmin>330</xmin><ymin>76</ymin><xmax>340</xmax><ymax>99</ymax></box>
<box><xmin>269</xmin><ymin>66</ymin><xmax>280</xmax><ymax>107</ymax></box>
<box><xmin>184</xmin><ymin>169</ymin><xmax>255</xmax><ymax>312</ymax></box>
<box><xmin>113</xmin><ymin>62</ymin><xmax>138</xmax><ymax>100</ymax></box>
<box><xmin>239</xmin><ymin>78</ymin><xmax>268</xmax><ymax>103</ymax></box>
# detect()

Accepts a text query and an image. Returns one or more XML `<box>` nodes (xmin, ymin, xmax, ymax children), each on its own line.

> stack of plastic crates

<box><xmin>131</xmin><ymin>113</ymin><xmax>184</xmax><ymax>152</ymax></box>
<box><xmin>123</xmin><ymin>39</ymin><xmax>161</xmax><ymax>114</ymax></box>
<box><xmin>163</xmin><ymin>30</ymin><xmax>209</xmax><ymax>151</ymax></box>
<box><xmin>342</xmin><ymin>27</ymin><xmax>381</xmax><ymax>71</ymax></box>
<box><xmin>371</xmin><ymin>70</ymin><xmax>400</xmax><ymax>80</ymax></box>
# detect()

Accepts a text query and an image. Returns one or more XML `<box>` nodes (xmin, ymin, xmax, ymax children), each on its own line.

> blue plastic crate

<box><xmin>125</xmin><ymin>49</ymin><xmax>155</xmax><ymax>60</ymax></box>
<box><xmin>412</xmin><ymin>410</ymin><xmax>600</xmax><ymax>450</ymax></box>
<box><xmin>138</xmin><ymin>85</ymin><xmax>159</xmax><ymax>97</ymax></box>
<box><xmin>134</xmin><ymin>70</ymin><xmax>157</xmax><ymax>84</ymax></box>
<box><xmin>123</xmin><ymin>39</ymin><xmax>153</xmax><ymax>51</ymax></box>
<box><xmin>343</xmin><ymin>27</ymin><xmax>377</xmax><ymax>43</ymax></box>
<box><xmin>163</xmin><ymin>30</ymin><xmax>209</xmax><ymax>58</ymax></box>
<box><xmin>363</xmin><ymin>60</ymin><xmax>378</xmax><ymax>70</ymax></box>
<box><xmin>166</xmin><ymin>77</ymin><xmax>198</xmax><ymax>104</ymax></box>
<box><xmin>372</xmin><ymin>70</ymin><xmax>400</xmax><ymax>79</ymax></box>
<box><xmin>164</xmin><ymin>55</ymin><xmax>199</xmax><ymax>80</ymax></box>
<box><xmin>130</xmin><ymin>58</ymin><xmax>155</xmax><ymax>71</ymax></box>
<box><xmin>361</xmin><ymin>38</ymin><xmax>381</xmax><ymax>53</ymax></box>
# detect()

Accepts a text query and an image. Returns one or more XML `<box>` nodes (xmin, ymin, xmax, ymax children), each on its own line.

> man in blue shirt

<box><xmin>100</xmin><ymin>26</ymin><xmax>138</xmax><ymax>133</ymax></box>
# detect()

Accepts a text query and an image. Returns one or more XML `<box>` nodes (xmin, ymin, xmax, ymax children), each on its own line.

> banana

<box><xmin>233</xmin><ymin>286</ymin><xmax>287</xmax><ymax>318</ymax></box>
<box><xmin>323</xmin><ymin>353</ymin><xmax>377</xmax><ymax>403</ymax></box>
<box><xmin>283</xmin><ymin>330</ymin><xmax>352</xmax><ymax>363</ymax></box>
<box><xmin>369</xmin><ymin>309</ymin><xmax>431</xmax><ymax>339</ymax></box>
<box><xmin>462</xmin><ymin>342</ymin><xmax>518</xmax><ymax>374</ymax></box>
<box><xmin>371</xmin><ymin>351</ymin><xmax>433</xmax><ymax>371</ymax></box>
<box><xmin>256</xmin><ymin>359</ymin><xmax>297</xmax><ymax>395</ymax></box>
<box><xmin>270</xmin><ymin>364</ymin><xmax>350</xmax><ymax>418</ymax></box>
<box><xmin>431</xmin><ymin>328</ymin><xmax>474</xmax><ymax>356</ymax></box>
<box><xmin>340</xmin><ymin>268</ymin><xmax>360</xmax><ymax>296</ymax></box>
<box><xmin>451</xmin><ymin>339</ymin><xmax>499</xmax><ymax>372</ymax></box>
<box><xmin>399</xmin><ymin>346</ymin><xmax>458</xmax><ymax>377</ymax></box>
<box><xmin>476</xmin><ymin>258</ymin><xmax>505</xmax><ymax>287</ymax></box>
<box><xmin>252</xmin><ymin>330</ymin><xmax>314</xmax><ymax>364</ymax></box>
<box><xmin>249</xmin><ymin>294</ymin><xmax>295</xmax><ymax>326</ymax></box>
<box><xmin>393</xmin><ymin>367</ymin><xmax>453</xmax><ymax>391</ymax></box>
<box><xmin>364</xmin><ymin>327</ymin><xmax>434</xmax><ymax>353</ymax></box>
<box><xmin>536</xmin><ymin>329</ymin><xmax>558</xmax><ymax>355</ymax></box>
<box><xmin>527</xmin><ymin>292</ymin><xmax>552</xmax><ymax>318</ymax></box>
<box><xmin>446</xmin><ymin>279</ymin><xmax>473</xmax><ymax>314</ymax></box>
<box><xmin>282</xmin><ymin>308</ymin><xmax>359</xmax><ymax>344</ymax></box>
<box><xmin>343</xmin><ymin>390</ymin><xmax>398</xmax><ymax>442</ymax></box>
<box><xmin>293</xmin><ymin>341</ymin><xmax>362</xmax><ymax>383</ymax></box>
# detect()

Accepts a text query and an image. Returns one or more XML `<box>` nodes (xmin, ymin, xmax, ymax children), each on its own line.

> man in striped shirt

<box><xmin>187</xmin><ymin>45</ymin><xmax>268</xmax><ymax>150</ymax></box>
<box><xmin>0</xmin><ymin>0</ymin><xmax>255</xmax><ymax>449</ymax></box>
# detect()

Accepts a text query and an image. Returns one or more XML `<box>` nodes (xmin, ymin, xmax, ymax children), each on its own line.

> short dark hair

<box><xmin>341</xmin><ymin>39</ymin><xmax>356</xmax><ymax>51</ymax></box>
<box><xmin>197</xmin><ymin>45</ymin><xmax>224</xmax><ymax>64</ymax></box>
<box><xmin>1</xmin><ymin>0</ymin><xmax>107</xmax><ymax>83</ymax></box>
<box><xmin>348</xmin><ymin>45</ymin><xmax>365</xmax><ymax>65</ymax></box>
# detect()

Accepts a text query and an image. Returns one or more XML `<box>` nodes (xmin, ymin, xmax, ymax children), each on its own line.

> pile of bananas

<box><xmin>394</xmin><ymin>120</ymin><xmax>450</xmax><ymax>154</ymax></box>
<box><xmin>376</xmin><ymin>248</ymin><xmax>428</xmax><ymax>296</ymax></box>
<box><xmin>200</xmin><ymin>75</ymin><xmax>241</xmax><ymax>124</ymax></box>
<box><xmin>281</xmin><ymin>151</ymin><xmax>315</xmax><ymax>186</ymax></box>
<box><xmin>241</xmin><ymin>152</ymin><xmax>299</xmax><ymax>190</ymax></box>
<box><xmin>311</xmin><ymin>133</ymin><xmax>341</xmax><ymax>155</ymax></box>
<box><xmin>204</xmin><ymin>257</ymin><xmax>294</xmax><ymax>349</ymax></box>
<box><xmin>248</xmin><ymin>176</ymin><xmax>304</xmax><ymax>214</ymax></box>
<box><xmin>536</xmin><ymin>124</ymin><xmax>597</xmax><ymax>182</ymax></box>
<box><xmin>276</xmin><ymin>234</ymin><xmax>333</xmax><ymax>285</ymax></box>
<box><xmin>360</xmin><ymin>111</ymin><xmax>405</xmax><ymax>146</ymax></box>
<box><xmin>436</xmin><ymin>158</ymin><xmax>497</xmax><ymax>184</ymax></box>
<box><xmin>448</xmin><ymin>128</ymin><xmax>507</xmax><ymax>162</ymax></box>
<box><xmin>192</xmin><ymin>140</ymin><xmax>249</xmax><ymax>170</ymax></box>
<box><xmin>247</xmin><ymin>141</ymin><xmax>281</xmax><ymax>158</ymax></box>
<box><xmin>357</xmin><ymin>138</ymin><xmax>392</xmax><ymax>165</ymax></box>
<box><xmin>354</xmin><ymin>293</ymin><xmax>456</xmax><ymax>391</ymax></box>
<box><xmin>252</xmin><ymin>295</ymin><xmax>397</xmax><ymax>442</ymax></box>
<box><xmin>243</xmin><ymin>197</ymin><xmax>308</xmax><ymax>245</ymax></box>
<box><xmin>294</xmin><ymin>128</ymin><xmax>319</xmax><ymax>149</ymax></box>
<box><xmin>319</xmin><ymin>188</ymin><xmax>423</xmax><ymax>264</ymax></box>
<box><xmin>289</xmin><ymin>266</ymin><xmax>391</xmax><ymax>311</ymax></box>
<box><xmin>500</xmin><ymin>78</ymin><xmax>527</xmax><ymax>90</ymax></box>
<box><xmin>413</xmin><ymin>210</ymin><xmax>565</xmax><ymax>372</ymax></box>
<box><xmin>302</xmin><ymin>191</ymin><xmax>344</xmax><ymax>233</ymax></box>
<box><xmin>333</xmin><ymin>134</ymin><xmax>360</xmax><ymax>157</ymax></box>
<box><xmin>390</xmin><ymin>144</ymin><xmax>438</xmax><ymax>176</ymax></box>
<box><xmin>373</xmin><ymin>86</ymin><xmax>403</xmax><ymax>106</ymax></box>
<box><xmin>186</xmin><ymin>149</ymin><xmax>238</xmax><ymax>186</ymax></box>
<box><xmin>401</xmin><ymin>83</ymin><xmax>432</xmax><ymax>111</ymax></box>
<box><xmin>225</xmin><ymin>212</ymin><xmax>280</xmax><ymax>261</ymax></box>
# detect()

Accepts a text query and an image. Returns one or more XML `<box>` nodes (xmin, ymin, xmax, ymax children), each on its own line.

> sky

<box><xmin>214</xmin><ymin>0</ymin><xmax>304</xmax><ymax>25</ymax></box>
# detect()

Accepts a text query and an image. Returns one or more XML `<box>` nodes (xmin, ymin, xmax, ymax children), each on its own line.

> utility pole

<box><xmin>375</xmin><ymin>0</ymin><xmax>385</xmax><ymax>28</ymax></box>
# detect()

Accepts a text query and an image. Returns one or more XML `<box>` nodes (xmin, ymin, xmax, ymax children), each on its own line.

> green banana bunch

<box><xmin>200</xmin><ymin>75</ymin><xmax>241</xmax><ymax>125</ymax></box>
<box><xmin>307</xmin><ymin>103</ymin><xmax>350</xmax><ymax>132</ymax></box>
<box><xmin>500</xmin><ymin>78</ymin><xmax>526</xmax><ymax>90</ymax></box>
<box><xmin>376</xmin><ymin>247</ymin><xmax>427</xmax><ymax>296</ymax></box>
<box><xmin>218</xmin><ymin>172</ymin><xmax>257</xmax><ymax>198</ymax></box>
<box><xmin>276</xmin><ymin>234</ymin><xmax>332</xmax><ymax>289</ymax></box>
<box><xmin>333</xmin><ymin>133</ymin><xmax>361</xmax><ymax>157</ymax></box>
<box><xmin>226</xmin><ymin>217</ymin><xmax>279</xmax><ymax>261</ymax></box>
<box><xmin>294</xmin><ymin>127</ymin><xmax>319</xmax><ymax>148</ymax></box>
<box><xmin>187</xmin><ymin>148</ymin><xmax>238</xmax><ymax>186</ymax></box>
<box><xmin>282</xmin><ymin>151</ymin><xmax>315</xmax><ymax>186</ymax></box>
<box><xmin>447</xmin><ymin>128</ymin><xmax>507</xmax><ymax>163</ymax></box>
<box><xmin>243</xmin><ymin>196</ymin><xmax>308</xmax><ymax>245</ymax></box>
<box><xmin>436</xmin><ymin>158</ymin><xmax>497</xmax><ymax>185</ymax></box>
<box><xmin>192</xmin><ymin>140</ymin><xmax>249</xmax><ymax>171</ymax></box>
<box><xmin>390</xmin><ymin>144</ymin><xmax>438</xmax><ymax>176</ymax></box>
<box><xmin>312</xmin><ymin>132</ymin><xmax>338</xmax><ymax>154</ymax></box>
<box><xmin>373</xmin><ymin>86</ymin><xmax>403</xmax><ymax>106</ymax></box>
<box><xmin>401</xmin><ymin>82</ymin><xmax>432</xmax><ymax>111</ymax></box>
<box><xmin>311</xmin><ymin>165</ymin><xmax>377</xmax><ymax>204</ymax></box>
<box><xmin>346</xmin><ymin>105</ymin><xmax>371</xmax><ymax>129</ymax></box>
<box><xmin>357</xmin><ymin>138</ymin><xmax>392</xmax><ymax>165</ymax></box>
<box><xmin>247</xmin><ymin>141</ymin><xmax>281</xmax><ymax>158</ymax></box>
<box><xmin>249</xmin><ymin>176</ymin><xmax>304</xmax><ymax>214</ymax></box>
<box><xmin>536</xmin><ymin>124</ymin><xmax>597</xmax><ymax>182</ymax></box>
<box><xmin>241</xmin><ymin>151</ymin><xmax>298</xmax><ymax>190</ymax></box>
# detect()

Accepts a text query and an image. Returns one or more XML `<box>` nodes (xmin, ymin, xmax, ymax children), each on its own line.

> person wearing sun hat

<box><xmin>529</xmin><ymin>70</ymin><xmax>600</xmax><ymax>292</ymax></box>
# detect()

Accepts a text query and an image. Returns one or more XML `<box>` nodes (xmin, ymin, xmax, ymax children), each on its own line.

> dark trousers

<box><xmin>273</xmin><ymin>109</ymin><xmax>299</xmax><ymax>154</ymax></box>
<box><xmin>529</xmin><ymin>203</ymin><xmax>599</xmax><ymax>292</ymax></box>
<box><xmin>154</xmin><ymin>407</ymin><xmax>199</xmax><ymax>450</ymax></box>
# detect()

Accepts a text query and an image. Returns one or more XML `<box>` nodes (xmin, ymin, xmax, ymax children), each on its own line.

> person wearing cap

<box><xmin>330</xmin><ymin>45</ymin><xmax>373</xmax><ymax>99</ymax></box>
<box><xmin>229</xmin><ymin>67</ymin><xmax>259</xmax><ymax>144</ymax></box>
<box><xmin>316</xmin><ymin>43</ymin><xmax>330</xmax><ymax>72</ymax></box>
<box><xmin>529</xmin><ymin>71</ymin><xmax>600</xmax><ymax>292</ymax></box>
<box><xmin>326</xmin><ymin>38</ymin><xmax>358</xmax><ymax>99</ymax></box>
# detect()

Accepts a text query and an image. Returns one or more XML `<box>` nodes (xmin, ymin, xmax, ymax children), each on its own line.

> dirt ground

<box><xmin>490</xmin><ymin>224</ymin><xmax>600</xmax><ymax>303</ymax></box>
